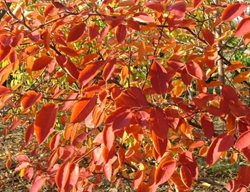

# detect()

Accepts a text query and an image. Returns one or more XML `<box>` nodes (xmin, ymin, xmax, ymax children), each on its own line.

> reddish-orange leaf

<box><xmin>206</xmin><ymin>134</ymin><xmax>234</xmax><ymax>166</ymax></box>
<box><xmin>155</xmin><ymin>157</ymin><xmax>176</xmax><ymax>185</ymax></box>
<box><xmin>103</xmin><ymin>125</ymin><xmax>115</xmax><ymax>150</ymax></box>
<box><xmin>150</xmin><ymin>61</ymin><xmax>171</xmax><ymax>94</ymax></box>
<box><xmin>235</xmin><ymin>130</ymin><xmax>250</xmax><ymax>150</ymax></box>
<box><xmin>201</xmin><ymin>114</ymin><xmax>214</xmax><ymax>139</ymax></box>
<box><xmin>116</xmin><ymin>24</ymin><xmax>127</xmax><ymax>43</ymax></box>
<box><xmin>34</xmin><ymin>103</ymin><xmax>58</xmax><ymax>144</ymax></box>
<box><xmin>103</xmin><ymin>59</ymin><xmax>115</xmax><ymax>81</ymax></box>
<box><xmin>67</xmin><ymin>22</ymin><xmax>86</xmax><ymax>42</ymax></box>
<box><xmin>193</xmin><ymin>0</ymin><xmax>204</xmax><ymax>8</ymax></box>
<box><xmin>186</xmin><ymin>62</ymin><xmax>203</xmax><ymax>80</ymax></box>
<box><xmin>55</xmin><ymin>162</ymin><xmax>70</xmax><ymax>190</ymax></box>
<box><xmin>58</xmin><ymin>46</ymin><xmax>78</xmax><ymax>57</ymax></box>
<box><xmin>202</xmin><ymin>28</ymin><xmax>215</xmax><ymax>46</ymax></box>
<box><xmin>25</xmin><ymin>123</ymin><xmax>34</xmax><ymax>145</ymax></box>
<box><xmin>65</xmin><ymin>163</ymin><xmax>80</xmax><ymax>191</ymax></box>
<box><xmin>49</xmin><ymin>133</ymin><xmax>60</xmax><ymax>151</ymax></box>
<box><xmin>32</xmin><ymin>56</ymin><xmax>53</xmax><ymax>71</ymax></box>
<box><xmin>70</xmin><ymin>95</ymin><xmax>97</xmax><ymax>123</ymax></box>
<box><xmin>151</xmin><ymin>107</ymin><xmax>169</xmax><ymax>139</ymax></box>
<box><xmin>0</xmin><ymin>85</ymin><xmax>10</xmax><ymax>96</ymax></box>
<box><xmin>146</xmin><ymin>1</ymin><xmax>163</xmax><ymax>12</ymax></box>
<box><xmin>235</xmin><ymin>17</ymin><xmax>250</xmax><ymax>37</ymax></box>
<box><xmin>180</xmin><ymin>166</ymin><xmax>192</xmax><ymax>188</ymax></box>
<box><xmin>89</xmin><ymin>24</ymin><xmax>99</xmax><ymax>40</ymax></box>
<box><xmin>0</xmin><ymin>45</ymin><xmax>11</xmax><ymax>62</ymax></box>
<box><xmin>30</xmin><ymin>175</ymin><xmax>47</xmax><ymax>192</ymax></box>
<box><xmin>104</xmin><ymin>161</ymin><xmax>112</xmax><ymax>181</ymax></box>
<box><xmin>78</xmin><ymin>61</ymin><xmax>105</xmax><ymax>87</ymax></box>
<box><xmin>21</xmin><ymin>90</ymin><xmax>42</xmax><ymax>109</ymax></box>
<box><xmin>221</xmin><ymin>2</ymin><xmax>247</xmax><ymax>22</ymax></box>
<box><xmin>152</xmin><ymin>131</ymin><xmax>168</xmax><ymax>157</ymax></box>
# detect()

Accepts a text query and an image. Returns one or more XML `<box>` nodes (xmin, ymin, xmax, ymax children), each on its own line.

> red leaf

<box><xmin>116</xmin><ymin>24</ymin><xmax>127</xmax><ymax>43</ymax></box>
<box><xmin>155</xmin><ymin>157</ymin><xmax>176</xmax><ymax>185</ymax></box>
<box><xmin>202</xmin><ymin>28</ymin><xmax>215</xmax><ymax>46</ymax></box>
<box><xmin>235</xmin><ymin>130</ymin><xmax>250</xmax><ymax>150</ymax></box>
<box><xmin>186</xmin><ymin>62</ymin><xmax>203</xmax><ymax>80</ymax></box>
<box><xmin>34</xmin><ymin>103</ymin><xmax>58</xmax><ymax>144</ymax></box>
<box><xmin>70</xmin><ymin>95</ymin><xmax>97</xmax><ymax>123</ymax></box>
<box><xmin>78</xmin><ymin>61</ymin><xmax>105</xmax><ymax>87</ymax></box>
<box><xmin>201</xmin><ymin>114</ymin><xmax>214</xmax><ymax>139</ymax></box>
<box><xmin>32</xmin><ymin>56</ymin><xmax>53</xmax><ymax>71</ymax></box>
<box><xmin>55</xmin><ymin>162</ymin><xmax>70</xmax><ymax>190</ymax></box>
<box><xmin>30</xmin><ymin>175</ymin><xmax>46</xmax><ymax>192</ymax></box>
<box><xmin>221</xmin><ymin>2</ymin><xmax>247</xmax><ymax>22</ymax></box>
<box><xmin>235</xmin><ymin>17</ymin><xmax>250</xmax><ymax>37</ymax></box>
<box><xmin>222</xmin><ymin>85</ymin><xmax>238</xmax><ymax>103</ymax></box>
<box><xmin>21</xmin><ymin>91</ymin><xmax>42</xmax><ymax>109</ymax></box>
<box><xmin>146</xmin><ymin>1</ymin><xmax>164</xmax><ymax>12</ymax></box>
<box><xmin>151</xmin><ymin>107</ymin><xmax>169</xmax><ymax>139</ymax></box>
<box><xmin>67</xmin><ymin>22</ymin><xmax>86</xmax><ymax>42</ymax></box>
<box><xmin>179</xmin><ymin>151</ymin><xmax>199</xmax><ymax>180</ymax></box>
<box><xmin>150</xmin><ymin>62</ymin><xmax>171</xmax><ymax>94</ymax></box>
<box><xmin>58</xmin><ymin>46</ymin><xmax>78</xmax><ymax>57</ymax></box>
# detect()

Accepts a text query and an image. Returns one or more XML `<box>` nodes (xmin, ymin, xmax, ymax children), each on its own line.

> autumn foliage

<box><xmin>0</xmin><ymin>0</ymin><xmax>250</xmax><ymax>191</ymax></box>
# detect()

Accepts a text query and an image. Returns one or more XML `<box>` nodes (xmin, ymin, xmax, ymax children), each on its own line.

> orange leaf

<box><xmin>32</xmin><ymin>56</ymin><xmax>53</xmax><ymax>71</ymax></box>
<box><xmin>70</xmin><ymin>95</ymin><xmax>97</xmax><ymax>123</ymax></box>
<box><xmin>34</xmin><ymin>103</ymin><xmax>58</xmax><ymax>144</ymax></box>
<box><xmin>221</xmin><ymin>2</ymin><xmax>247</xmax><ymax>22</ymax></box>
<box><xmin>233</xmin><ymin>70</ymin><xmax>250</xmax><ymax>83</ymax></box>
<box><xmin>21</xmin><ymin>90</ymin><xmax>42</xmax><ymax>109</ymax></box>
<box><xmin>67</xmin><ymin>22</ymin><xmax>86</xmax><ymax>42</ymax></box>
